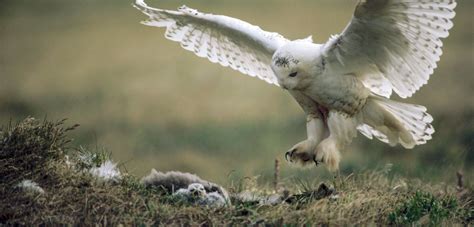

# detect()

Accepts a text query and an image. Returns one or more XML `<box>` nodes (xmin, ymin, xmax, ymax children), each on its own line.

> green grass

<box><xmin>388</xmin><ymin>191</ymin><xmax>460</xmax><ymax>225</ymax></box>
<box><xmin>1</xmin><ymin>1</ymin><xmax>473</xmax><ymax>223</ymax></box>
<box><xmin>1</xmin><ymin>0</ymin><xmax>473</xmax><ymax>181</ymax></box>
<box><xmin>1</xmin><ymin>118</ymin><xmax>472</xmax><ymax>225</ymax></box>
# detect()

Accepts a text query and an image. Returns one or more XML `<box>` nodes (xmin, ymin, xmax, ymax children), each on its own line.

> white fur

<box><xmin>141</xmin><ymin>169</ymin><xmax>230</xmax><ymax>201</ymax></box>
<box><xmin>16</xmin><ymin>180</ymin><xmax>45</xmax><ymax>194</ymax></box>
<box><xmin>172</xmin><ymin>183</ymin><xmax>229</xmax><ymax>207</ymax></box>
<box><xmin>89</xmin><ymin>160</ymin><xmax>122</xmax><ymax>183</ymax></box>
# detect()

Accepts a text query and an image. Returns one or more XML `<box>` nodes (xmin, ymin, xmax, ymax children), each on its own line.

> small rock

<box><xmin>285</xmin><ymin>183</ymin><xmax>336</xmax><ymax>204</ymax></box>
<box><xmin>261</xmin><ymin>194</ymin><xmax>284</xmax><ymax>206</ymax></box>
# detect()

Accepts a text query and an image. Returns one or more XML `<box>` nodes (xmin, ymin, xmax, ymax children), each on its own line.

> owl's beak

<box><xmin>281</xmin><ymin>84</ymin><xmax>288</xmax><ymax>90</ymax></box>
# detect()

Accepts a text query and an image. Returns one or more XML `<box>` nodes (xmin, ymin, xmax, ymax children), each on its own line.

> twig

<box><xmin>274</xmin><ymin>158</ymin><xmax>280</xmax><ymax>192</ymax></box>
<box><xmin>456</xmin><ymin>171</ymin><xmax>464</xmax><ymax>190</ymax></box>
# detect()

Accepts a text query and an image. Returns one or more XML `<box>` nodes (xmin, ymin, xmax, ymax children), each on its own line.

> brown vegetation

<box><xmin>1</xmin><ymin>118</ymin><xmax>472</xmax><ymax>225</ymax></box>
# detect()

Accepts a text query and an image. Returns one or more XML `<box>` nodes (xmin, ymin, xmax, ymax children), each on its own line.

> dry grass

<box><xmin>1</xmin><ymin>1</ymin><xmax>473</xmax><ymax>180</ymax></box>
<box><xmin>1</xmin><ymin>1</ymin><xmax>473</xmax><ymax>223</ymax></box>
<box><xmin>1</xmin><ymin>118</ymin><xmax>472</xmax><ymax>225</ymax></box>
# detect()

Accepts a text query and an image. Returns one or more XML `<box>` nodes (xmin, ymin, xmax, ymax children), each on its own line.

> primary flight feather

<box><xmin>134</xmin><ymin>0</ymin><xmax>456</xmax><ymax>171</ymax></box>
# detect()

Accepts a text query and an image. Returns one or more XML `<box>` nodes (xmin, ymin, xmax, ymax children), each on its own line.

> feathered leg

<box><xmin>285</xmin><ymin>112</ymin><xmax>328</xmax><ymax>166</ymax></box>
<box><xmin>315</xmin><ymin>111</ymin><xmax>359</xmax><ymax>172</ymax></box>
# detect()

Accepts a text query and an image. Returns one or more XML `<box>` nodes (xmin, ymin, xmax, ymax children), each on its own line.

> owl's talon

<box><xmin>285</xmin><ymin>140</ymin><xmax>318</xmax><ymax>167</ymax></box>
<box><xmin>285</xmin><ymin>149</ymin><xmax>297</xmax><ymax>162</ymax></box>
<box><xmin>313</xmin><ymin>156</ymin><xmax>321</xmax><ymax>166</ymax></box>
<box><xmin>285</xmin><ymin>151</ymin><xmax>291</xmax><ymax>162</ymax></box>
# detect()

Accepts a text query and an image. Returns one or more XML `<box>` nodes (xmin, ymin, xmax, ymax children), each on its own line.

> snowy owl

<box><xmin>134</xmin><ymin>0</ymin><xmax>456</xmax><ymax>171</ymax></box>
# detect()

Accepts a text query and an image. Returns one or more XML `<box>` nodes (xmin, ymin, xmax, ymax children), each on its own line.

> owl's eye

<box><xmin>289</xmin><ymin>72</ymin><xmax>298</xmax><ymax>77</ymax></box>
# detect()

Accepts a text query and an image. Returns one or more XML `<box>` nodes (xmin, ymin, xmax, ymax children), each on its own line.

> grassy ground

<box><xmin>1</xmin><ymin>1</ymin><xmax>473</xmax><ymax>224</ymax></box>
<box><xmin>1</xmin><ymin>118</ymin><xmax>472</xmax><ymax>225</ymax></box>
<box><xmin>1</xmin><ymin>0</ymin><xmax>473</xmax><ymax>183</ymax></box>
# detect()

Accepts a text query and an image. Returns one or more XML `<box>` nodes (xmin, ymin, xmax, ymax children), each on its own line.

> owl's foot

<box><xmin>284</xmin><ymin>139</ymin><xmax>319</xmax><ymax>167</ymax></box>
<box><xmin>314</xmin><ymin>138</ymin><xmax>341</xmax><ymax>172</ymax></box>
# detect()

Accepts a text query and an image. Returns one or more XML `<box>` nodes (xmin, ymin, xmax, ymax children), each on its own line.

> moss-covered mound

<box><xmin>0</xmin><ymin>118</ymin><xmax>472</xmax><ymax>225</ymax></box>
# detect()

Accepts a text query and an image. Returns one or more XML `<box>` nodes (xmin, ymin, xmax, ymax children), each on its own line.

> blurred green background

<box><xmin>1</xmin><ymin>0</ymin><xmax>473</xmax><ymax>184</ymax></box>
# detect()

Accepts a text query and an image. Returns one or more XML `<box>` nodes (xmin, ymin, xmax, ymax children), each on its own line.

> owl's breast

<box><xmin>304</xmin><ymin>73</ymin><xmax>370</xmax><ymax>116</ymax></box>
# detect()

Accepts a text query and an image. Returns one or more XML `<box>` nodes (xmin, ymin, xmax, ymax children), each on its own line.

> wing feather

<box><xmin>323</xmin><ymin>0</ymin><xmax>456</xmax><ymax>98</ymax></box>
<box><xmin>134</xmin><ymin>0</ymin><xmax>290</xmax><ymax>86</ymax></box>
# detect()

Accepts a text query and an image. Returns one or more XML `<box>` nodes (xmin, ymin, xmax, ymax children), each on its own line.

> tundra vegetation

<box><xmin>1</xmin><ymin>0</ymin><xmax>473</xmax><ymax>225</ymax></box>
<box><xmin>0</xmin><ymin>118</ymin><xmax>472</xmax><ymax>225</ymax></box>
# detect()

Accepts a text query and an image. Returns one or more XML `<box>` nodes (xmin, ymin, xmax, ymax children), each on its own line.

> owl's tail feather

<box><xmin>357</xmin><ymin>96</ymin><xmax>434</xmax><ymax>149</ymax></box>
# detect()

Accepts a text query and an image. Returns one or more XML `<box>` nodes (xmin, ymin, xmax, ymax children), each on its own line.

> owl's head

<box><xmin>271</xmin><ymin>40</ymin><xmax>323</xmax><ymax>90</ymax></box>
<box><xmin>188</xmin><ymin>183</ymin><xmax>206</xmax><ymax>198</ymax></box>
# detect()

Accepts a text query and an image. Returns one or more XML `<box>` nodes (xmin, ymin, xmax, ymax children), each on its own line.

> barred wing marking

<box><xmin>323</xmin><ymin>0</ymin><xmax>456</xmax><ymax>98</ymax></box>
<box><xmin>134</xmin><ymin>0</ymin><xmax>290</xmax><ymax>86</ymax></box>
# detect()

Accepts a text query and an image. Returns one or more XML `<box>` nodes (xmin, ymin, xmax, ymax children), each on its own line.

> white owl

<box><xmin>134</xmin><ymin>0</ymin><xmax>456</xmax><ymax>171</ymax></box>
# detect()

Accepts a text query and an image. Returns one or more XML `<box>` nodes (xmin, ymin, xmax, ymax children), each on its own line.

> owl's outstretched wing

<box><xmin>134</xmin><ymin>0</ymin><xmax>290</xmax><ymax>86</ymax></box>
<box><xmin>323</xmin><ymin>0</ymin><xmax>456</xmax><ymax>98</ymax></box>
